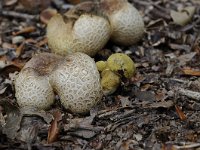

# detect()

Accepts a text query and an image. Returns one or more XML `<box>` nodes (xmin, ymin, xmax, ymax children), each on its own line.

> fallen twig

<box><xmin>177</xmin><ymin>88</ymin><xmax>200</xmax><ymax>101</ymax></box>
<box><xmin>13</xmin><ymin>26</ymin><xmax>36</xmax><ymax>36</ymax></box>
<box><xmin>97</xmin><ymin>110</ymin><xmax>119</xmax><ymax>119</ymax></box>
<box><xmin>173</xmin><ymin>143</ymin><xmax>200</xmax><ymax>149</ymax></box>
<box><xmin>182</xmin><ymin>68</ymin><xmax>200</xmax><ymax>76</ymax></box>
<box><xmin>170</xmin><ymin>78</ymin><xmax>190</xmax><ymax>84</ymax></box>
<box><xmin>110</xmin><ymin>109</ymin><xmax>135</xmax><ymax>121</ymax></box>
<box><xmin>1</xmin><ymin>10</ymin><xmax>38</xmax><ymax>20</ymax></box>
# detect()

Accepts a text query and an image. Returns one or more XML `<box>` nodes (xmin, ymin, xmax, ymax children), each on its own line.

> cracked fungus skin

<box><xmin>100</xmin><ymin>0</ymin><xmax>144</xmax><ymax>45</ymax></box>
<box><xmin>47</xmin><ymin>14</ymin><xmax>111</xmax><ymax>56</ymax></box>
<box><xmin>50</xmin><ymin>52</ymin><xmax>103</xmax><ymax>114</ymax></box>
<box><xmin>14</xmin><ymin>53</ymin><xmax>60</xmax><ymax>110</ymax></box>
<box><xmin>15</xmin><ymin>68</ymin><xmax>55</xmax><ymax>110</ymax></box>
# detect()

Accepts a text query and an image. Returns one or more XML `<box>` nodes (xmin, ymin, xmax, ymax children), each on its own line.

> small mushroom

<box><xmin>100</xmin><ymin>69</ymin><xmax>121</xmax><ymax>95</ymax></box>
<box><xmin>107</xmin><ymin>53</ymin><xmax>136</xmax><ymax>78</ymax></box>
<box><xmin>96</xmin><ymin>53</ymin><xmax>135</xmax><ymax>95</ymax></box>
<box><xmin>47</xmin><ymin>2</ymin><xmax>111</xmax><ymax>56</ymax></box>
<box><xmin>99</xmin><ymin>0</ymin><xmax>145</xmax><ymax>45</ymax></box>
<box><xmin>15</xmin><ymin>52</ymin><xmax>103</xmax><ymax>113</ymax></box>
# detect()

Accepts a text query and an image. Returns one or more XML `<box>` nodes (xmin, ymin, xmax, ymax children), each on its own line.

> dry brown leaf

<box><xmin>19</xmin><ymin>0</ymin><xmax>51</xmax><ymax>13</ymax></box>
<box><xmin>13</xmin><ymin>26</ymin><xmax>36</xmax><ymax>36</ymax></box>
<box><xmin>20</xmin><ymin>107</ymin><xmax>54</xmax><ymax>124</ymax></box>
<box><xmin>155</xmin><ymin>91</ymin><xmax>166</xmax><ymax>101</ymax></box>
<box><xmin>1</xmin><ymin>100</ymin><xmax>22</xmax><ymax>140</ymax></box>
<box><xmin>67</xmin><ymin>0</ymin><xmax>81</xmax><ymax>4</ymax></box>
<box><xmin>0</xmin><ymin>55</ymin><xmax>25</xmax><ymax>70</ymax></box>
<box><xmin>182</xmin><ymin>68</ymin><xmax>200</xmax><ymax>76</ymax></box>
<box><xmin>175</xmin><ymin>105</ymin><xmax>186</xmax><ymax>121</ymax></box>
<box><xmin>147</xmin><ymin>100</ymin><xmax>174</xmax><ymax>109</ymax></box>
<box><xmin>0</xmin><ymin>56</ymin><xmax>24</xmax><ymax>70</ymax></box>
<box><xmin>15</xmin><ymin>107</ymin><xmax>53</xmax><ymax>143</ymax></box>
<box><xmin>193</xmin><ymin>39</ymin><xmax>200</xmax><ymax>54</ymax></box>
<box><xmin>2</xmin><ymin>42</ymin><xmax>16</xmax><ymax>49</ymax></box>
<box><xmin>146</xmin><ymin>19</ymin><xmax>167</xmax><ymax>30</ymax></box>
<box><xmin>66</xmin><ymin>0</ymin><xmax>92</xmax><ymax>4</ymax></box>
<box><xmin>15</xmin><ymin>42</ymin><xmax>25</xmax><ymax>58</ymax></box>
<box><xmin>170</xmin><ymin>6</ymin><xmax>196</xmax><ymax>26</ymax></box>
<box><xmin>10</xmin><ymin>59</ymin><xmax>25</xmax><ymax>69</ymax></box>
<box><xmin>36</xmin><ymin>37</ymin><xmax>48</xmax><ymax>47</ymax></box>
<box><xmin>16</xmin><ymin>38</ymin><xmax>37</xmax><ymax>57</ymax></box>
<box><xmin>47</xmin><ymin>110</ymin><xmax>62</xmax><ymax>144</ymax></box>
<box><xmin>178</xmin><ymin>52</ymin><xmax>196</xmax><ymax>66</ymax></box>
<box><xmin>162</xmin><ymin>144</ymin><xmax>177</xmax><ymax>150</ymax></box>
<box><xmin>0</xmin><ymin>36</ymin><xmax>2</xmax><ymax>46</ymax></box>
<box><xmin>184</xmin><ymin>6</ymin><xmax>196</xmax><ymax>17</ymax></box>
<box><xmin>0</xmin><ymin>56</ymin><xmax>10</xmax><ymax>69</ymax></box>
<box><xmin>141</xmin><ymin>84</ymin><xmax>151</xmax><ymax>91</ymax></box>
<box><xmin>192</xmin><ymin>0</ymin><xmax>200</xmax><ymax>4</ymax></box>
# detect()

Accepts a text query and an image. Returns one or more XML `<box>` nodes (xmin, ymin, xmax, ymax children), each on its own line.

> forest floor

<box><xmin>1</xmin><ymin>0</ymin><xmax>200</xmax><ymax>149</ymax></box>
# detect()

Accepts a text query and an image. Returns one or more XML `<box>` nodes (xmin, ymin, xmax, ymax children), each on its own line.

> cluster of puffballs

<box><xmin>14</xmin><ymin>0</ymin><xmax>144</xmax><ymax>114</ymax></box>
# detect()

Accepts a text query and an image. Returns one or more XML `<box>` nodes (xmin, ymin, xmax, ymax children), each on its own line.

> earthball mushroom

<box><xmin>99</xmin><ymin>0</ymin><xmax>145</xmax><ymax>45</ymax></box>
<box><xmin>15</xmin><ymin>52</ymin><xmax>103</xmax><ymax>113</ymax></box>
<box><xmin>49</xmin><ymin>52</ymin><xmax>103</xmax><ymax>113</ymax></box>
<box><xmin>15</xmin><ymin>53</ymin><xmax>61</xmax><ymax>110</ymax></box>
<box><xmin>47</xmin><ymin>2</ymin><xmax>111</xmax><ymax>56</ymax></box>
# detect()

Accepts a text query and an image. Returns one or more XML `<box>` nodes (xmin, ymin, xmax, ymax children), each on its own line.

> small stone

<box><xmin>12</xmin><ymin>36</ymin><xmax>25</xmax><ymax>44</ymax></box>
<box><xmin>134</xmin><ymin>134</ymin><xmax>143</xmax><ymax>141</ymax></box>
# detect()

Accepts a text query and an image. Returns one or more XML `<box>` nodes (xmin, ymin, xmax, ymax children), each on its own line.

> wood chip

<box><xmin>175</xmin><ymin>105</ymin><xmax>187</xmax><ymax>121</ymax></box>
<box><xmin>182</xmin><ymin>68</ymin><xmax>200</xmax><ymax>76</ymax></box>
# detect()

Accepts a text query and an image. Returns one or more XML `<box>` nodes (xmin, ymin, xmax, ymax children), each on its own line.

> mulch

<box><xmin>1</xmin><ymin>0</ymin><xmax>200</xmax><ymax>149</ymax></box>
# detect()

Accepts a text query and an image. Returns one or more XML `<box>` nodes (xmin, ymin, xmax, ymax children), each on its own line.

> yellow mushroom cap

<box><xmin>96</xmin><ymin>61</ymin><xmax>107</xmax><ymax>72</ymax></box>
<box><xmin>101</xmin><ymin>69</ymin><xmax>121</xmax><ymax>95</ymax></box>
<box><xmin>107</xmin><ymin>53</ymin><xmax>136</xmax><ymax>78</ymax></box>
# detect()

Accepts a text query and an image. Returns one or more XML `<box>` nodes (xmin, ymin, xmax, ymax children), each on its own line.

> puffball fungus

<box><xmin>49</xmin><ymin>52</ymin><xmax>103</xmax><ymax>113</ymax></box>
<box><xmin>47</xmin><ymin>9</ymin><xmax>111</xmax><ymax>56</ymax></box>
<box><xmin>100</xmin><ymin>69</ymin><xmax>121</xmax><ymax>95</ymax></box>
<box><xmin>99</xmin><ymin>0</ymin><xmax>145</xmax><ymax>45</ymax></box>
<box><xmin>15</xmin><ymin>52</ymin><xmax>103</xmax><ymax>113</ymax></box>
<box><xmin>15</xmin><ymin>53</ymin><xmax>61</xmax><ymax>110</ymax></box>
<box><xmin>107</xmin><ymin>53</ymin><xmax>136</xmax><ymax>78</ymax></box>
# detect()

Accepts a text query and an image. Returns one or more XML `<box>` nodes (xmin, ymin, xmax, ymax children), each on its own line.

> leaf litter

<box><xmin>1</xmin><ymin>0</ymin><xmax>200</xmax><ymax>149</ymax></box>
